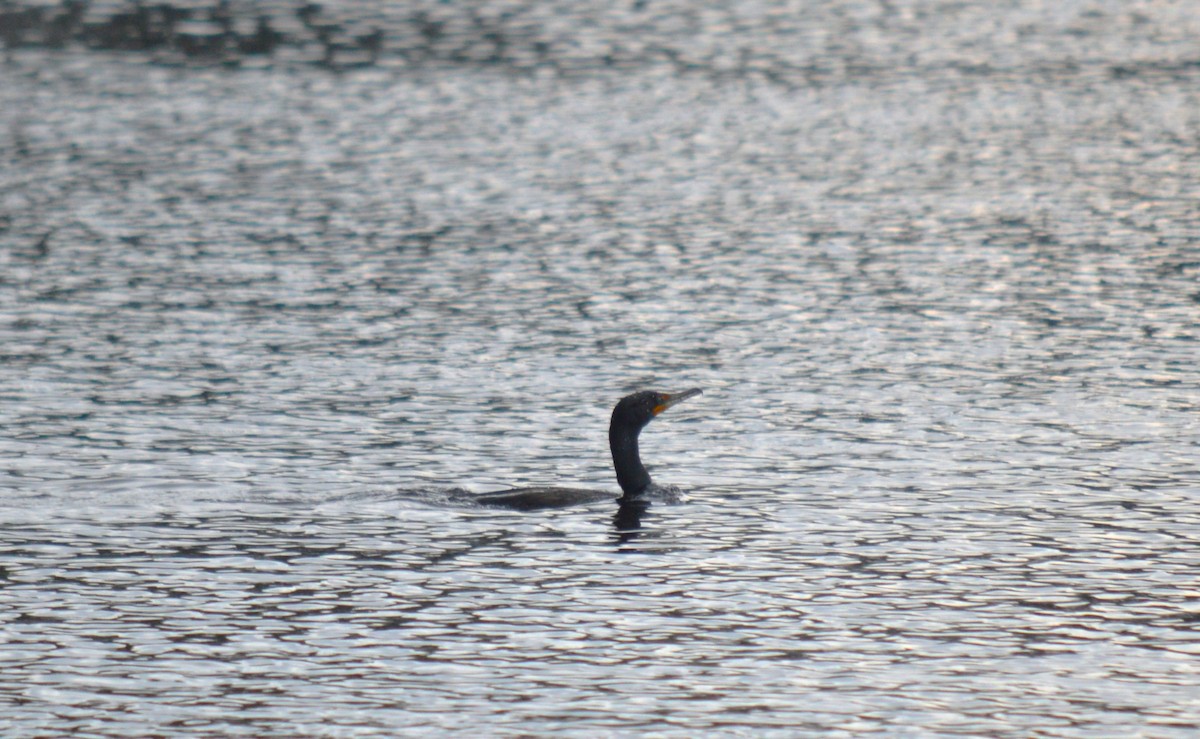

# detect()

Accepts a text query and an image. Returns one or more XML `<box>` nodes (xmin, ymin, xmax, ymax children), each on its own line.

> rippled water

<box><xmin>2</xmin><ymin>1</ymin><xmax>1200</xmax><ymax>735</ymax></box>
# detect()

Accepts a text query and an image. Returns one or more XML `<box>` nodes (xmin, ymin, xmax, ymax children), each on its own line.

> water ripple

<box><xmin>3</xmin><ymin>1</ymin><xmax>1200</xmax><ymax>734</ymax></box>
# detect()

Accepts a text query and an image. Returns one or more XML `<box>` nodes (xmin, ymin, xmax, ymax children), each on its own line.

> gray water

<box><xmin>2</xmin><ymin>1</ymin><xmax>1200</xmax><ymax>736</ymax></box>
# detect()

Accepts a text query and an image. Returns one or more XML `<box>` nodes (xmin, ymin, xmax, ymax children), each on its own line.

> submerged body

<box><xmin>474</xmin><ymin>388</ymin><xmax>701</xmax><ymax>511</ymax></box>
<box><xmin>471</xmin><ymin>486</ymin><xmax>616</xmax><ymax>511</ymax></box>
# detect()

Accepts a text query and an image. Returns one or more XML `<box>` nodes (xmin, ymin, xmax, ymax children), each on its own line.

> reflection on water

<box><xmin>3</xmin><ymin>0</ymin><xmax>1200</xmax><ymax>735</ymax></box>
<box><xmin>2</xmin><ymin>495</ymin><xmax>1198</xmax><ymax>735</ymax></box>
<box><xmin>613</xmin><ymin>498</ymin><xmax>651</xmax><ymax>538</ymax></box>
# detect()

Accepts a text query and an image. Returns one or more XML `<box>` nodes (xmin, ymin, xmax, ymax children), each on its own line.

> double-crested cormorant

<box><xmin>474</xmin><ymin>388</ymin><xmax>701</xmax><ymax>511</ymax></box>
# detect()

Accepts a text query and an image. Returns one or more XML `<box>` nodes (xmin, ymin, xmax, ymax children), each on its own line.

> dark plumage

<box><xmin>474</xmin><ymin>388</ymin><xmax>701</xmax><ymax>510</ymax></box>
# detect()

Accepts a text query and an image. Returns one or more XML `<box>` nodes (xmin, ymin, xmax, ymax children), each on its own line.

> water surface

<box><xmin>2</xmin><ymin>1</ymin><xmax>1199</xmax><ymax>735</ymax></box>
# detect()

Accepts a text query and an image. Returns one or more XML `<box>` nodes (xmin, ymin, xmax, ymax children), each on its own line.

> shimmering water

<box><xmin>2</xmin><ymin>1</ymin><xmax>1200</xmax><ymax>735</ymax></box>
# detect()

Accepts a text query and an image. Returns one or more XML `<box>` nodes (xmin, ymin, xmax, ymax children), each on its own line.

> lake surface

<box><xmin>2</xmin><ymin>1</ymin><xmax>1199</xmax><ymax>735</ymax></box>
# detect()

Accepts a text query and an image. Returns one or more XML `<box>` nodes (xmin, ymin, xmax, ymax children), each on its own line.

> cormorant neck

<box><xmin>609</xmin><ymin>422</ymin><xmax>651</xmax><ymax>497</ymax></box>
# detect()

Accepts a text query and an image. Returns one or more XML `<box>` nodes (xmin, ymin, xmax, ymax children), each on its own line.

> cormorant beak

<box><xmin>652</xmin><ymin>388</ymin><xmax>702</xmax><ymax>416</ymax></box>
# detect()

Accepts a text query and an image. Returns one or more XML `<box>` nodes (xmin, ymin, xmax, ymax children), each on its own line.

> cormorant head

<box><xmin>611</xmin><ymin>388</ymin><xmax>702</xmax><ymax>432</ymax></box>
<box><xmin>609</xmin><ymin>388</ymin><xmax>701</xmax><ymax>497</ymax></box>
